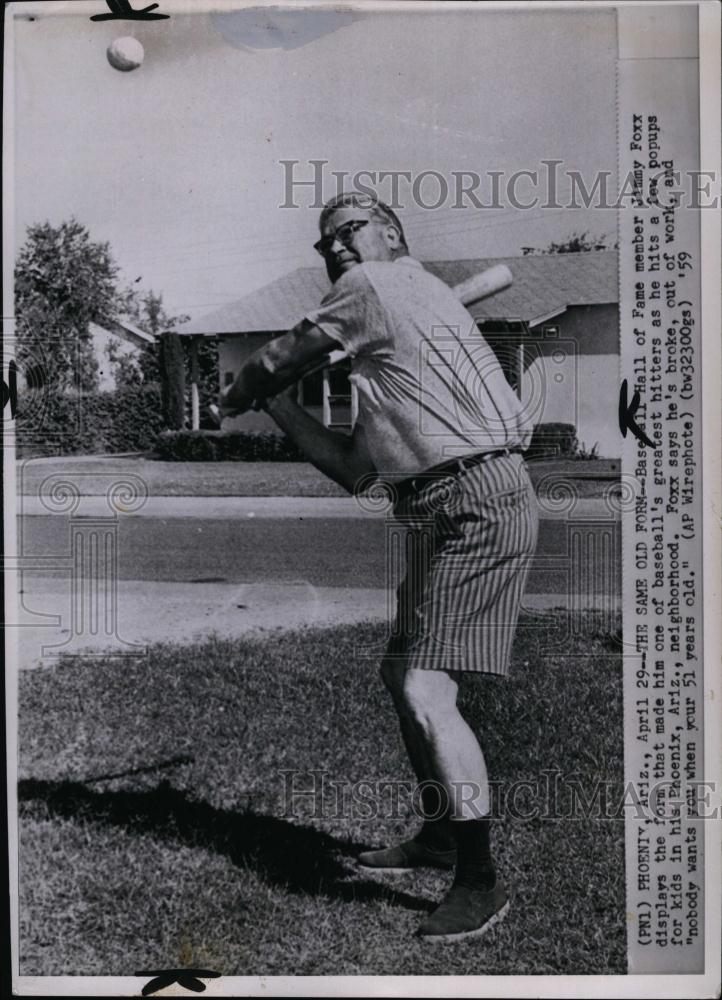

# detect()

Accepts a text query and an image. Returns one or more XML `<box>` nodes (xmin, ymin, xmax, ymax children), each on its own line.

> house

<box><xmin>90</xmin><ymin>317</ymin><xmax>156</xmax><ymax>389</ymax></box>
<box><xmin>17</xmin><ymin>317</ymin><xmax>156</xmax><ymax>393</ymax></box>
<box><xmin>181</xmin><ymin>251</ymin><xmax>620</xmax><ymax>457</ymax></box>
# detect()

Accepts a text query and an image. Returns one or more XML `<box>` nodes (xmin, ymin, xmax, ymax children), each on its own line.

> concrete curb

<box><xmin>16</xmin><ymin>452</ymin><xmax>148</xmax><ymax>464</ymax></box>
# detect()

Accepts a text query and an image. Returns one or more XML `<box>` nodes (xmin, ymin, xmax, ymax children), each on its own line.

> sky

<box><xmin>11</xmin><ymin>2</ymin><xmax>617</xmax><ymax>324</ymax></box>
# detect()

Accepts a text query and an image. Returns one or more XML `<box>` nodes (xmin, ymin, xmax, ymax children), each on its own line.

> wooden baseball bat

<box><xmin>210</xmin><ymin>263</ymin><xmax>512</xmax><ymax>423</ymax></box>
<box><xmin>452</xmin><ymin>263</ymin><xmax>513</xmax><ymax>307</ymax></box>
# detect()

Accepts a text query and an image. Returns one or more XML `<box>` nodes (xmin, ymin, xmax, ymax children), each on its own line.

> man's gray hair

<box><xmin>320</xmin><ymin>192</ymin><xmax>408</xmax><ymax>250</ymax></box>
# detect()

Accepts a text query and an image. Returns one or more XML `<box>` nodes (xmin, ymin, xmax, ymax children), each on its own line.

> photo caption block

<box><xmin>619</xmin><ymin>5</ymin><xmax>705</xmax><ymax>974</ymax></box>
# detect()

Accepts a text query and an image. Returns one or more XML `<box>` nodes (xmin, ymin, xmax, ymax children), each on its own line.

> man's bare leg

<box><xmin>398</xmin><ymin>668</ymin><xmax>490</xmax><ymax>819</ymax></box>
<box><xmin>395</xmin><ymin>667</ymin><xmax>508</xmax><ymax>942</ymax></box>
<box><xmin>377</xmin><ymin>662</ymin><xmax>491</xmax><ymax>854</ymax></box>
<box><xmin>397</xmin><ymin>668</ymin><xmax>499</xmax><ymax>890</ymax></box>
<box><xmin>379</xmin><ymin>661</ymin><xmax>438</xmax><ymax>785</ymax></box>
<box><xmin>378</xmin><ymin>660</ymin><xmax>456</xmax><ymax>848</ymax></box>
<box><xmin>357</xmin><ymin>660</ymin><xmax>457</xmax><ymax>870</ymax></box>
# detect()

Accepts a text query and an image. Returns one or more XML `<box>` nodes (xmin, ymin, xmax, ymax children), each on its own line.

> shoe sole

<box><xmin>417</xmin><ymin>900</ymin><xmax>510</xmax><ymax>943</ymax></box>
<box><xmin>356</xmin><ymin>862</ymin><xmax>455</xmax><ymax>874</ymax></box>
<box><xmin>356</xmin><ymin>864</ymin><xmax>415</xmax><ymax>874</ymax></box>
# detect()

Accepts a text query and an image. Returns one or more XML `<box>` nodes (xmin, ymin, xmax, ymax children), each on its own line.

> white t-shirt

<box><xmin>305</xmin><ymin>256</ymin><xmax>534</xmax><ymax>476</ymax></box>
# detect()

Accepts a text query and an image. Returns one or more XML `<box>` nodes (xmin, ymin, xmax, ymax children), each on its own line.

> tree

<box><xmin>520</xmin><ymin>231</ymin><xmax>617</xmax><ymax>255</ymax></box>
<box><xmin>15</xmin><ymin>217</ymin><xmax>218</xmax><ymax>424</ymax></box>
<box><xmin>158</xmin><ymin>332</ymin><xmax>186</xmax><ymax>429</ymax></box>
<box><xmin>185</xmin><ymin>334</ymin><xmax>219</xmax><ymax>425</ymax></box>
<box><xmin>15</xmin><ymin>219</ymin><xmax>120</xmax><ymax>391</ymax></box>
<box><xmin>114</xmin><ymin>285</ymin><xmax>218</xmax><ymax>423</ymax></box>
<box><xmin>113</xmin><ymin>286</ymin><xmax>189</xmax><ymax>385</ymax></box>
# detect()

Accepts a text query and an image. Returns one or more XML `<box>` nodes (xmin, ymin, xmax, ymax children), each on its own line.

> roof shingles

<box><xmin>184</xmin><ymin>251</ymin><xmax>618</xmax><ymax>335</ymax></box>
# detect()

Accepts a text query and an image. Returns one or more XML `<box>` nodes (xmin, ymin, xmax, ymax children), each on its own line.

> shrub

<box><xmin>155</xmin><ymin>429</ymin><xmax>304</xmax><ymax>462</ymax></box>
<box><xmin>576</xmin><ymin>441</ymin><xmax>600</xmax><ymax>461</ymax></box>
<box><xmin>100</xmin><ymin>384</ymin><xmax>165</xmax><ymax>453</ymax></box>
<box><xmin>155</xmin><ymin>430</ymin><xmax>217</xmax><ymax>462</ymax></box>
<box><xmin>15</xmin><ymin>384</ymin><xmax>164</xmax><ymax>457</ymax></box>
<box><xmin>15</xmin><ymin>391</ymin><xmax>101</xmax><ymax>457</ymax></box>
<box><xmin>527</xmin><ymin>422</ymin><xmax>578</xmax><ymax>460</ymax></box>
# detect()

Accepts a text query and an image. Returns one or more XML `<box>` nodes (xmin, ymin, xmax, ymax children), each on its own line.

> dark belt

<box><xmin>393</xmin><ymin>448</ymin><xmax>522</xmax><ymax>504</ymax></box>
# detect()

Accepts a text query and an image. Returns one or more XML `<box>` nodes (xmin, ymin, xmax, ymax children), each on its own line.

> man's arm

<box><xmin>265</xmin><ymin>390</ymin><xmax>376</xmax><ymax>494</ymax></box>
<box><xmin>220</xmin><ymin>319</ymin><xmax>342</xmax><ymax>415</ymax></box>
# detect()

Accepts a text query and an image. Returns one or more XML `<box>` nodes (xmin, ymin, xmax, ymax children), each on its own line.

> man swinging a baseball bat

<box><xmin>218</xmin><ymin>192</ymin><xmax>539</xmax><ymax>942</ymax></box>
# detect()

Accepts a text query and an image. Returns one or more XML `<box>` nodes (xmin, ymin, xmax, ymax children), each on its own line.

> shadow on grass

<box><xmin>18</xmin><ymin>777</ymin><xmax>433</xmax><ymax>914</ymax></box>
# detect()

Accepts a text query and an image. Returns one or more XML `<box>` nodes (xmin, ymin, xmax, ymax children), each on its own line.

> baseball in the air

<box><xmin>107</xmin><ymin>37</ymin><xmax>144</xmax><ymax>72</ymax></box>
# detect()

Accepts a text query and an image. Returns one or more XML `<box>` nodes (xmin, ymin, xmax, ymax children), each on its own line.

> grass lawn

<box><xmin>16</xmin><ymin>455</ymin><xmax>620</xmax><ymax>499</ymax></box>
<box><xmin>18</xmin><ymin>613</ymin><xmax>625</xmax><ymax>977</ymax></box>
<box><xmin>16</xmin><ymin>456</ymin><xmax>348</xmax><ymax>498</ymax></box>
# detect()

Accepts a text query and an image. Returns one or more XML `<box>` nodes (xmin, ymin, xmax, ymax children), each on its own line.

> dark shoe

<box><xmin>357</xmin><ymin>837</ymin><xmax>456</xmax><ymax>873</ymax></box>
<box><xmin>416</xmin><ymin>881</ymin><xmax>509</xmax><ymax>941</ymax></box>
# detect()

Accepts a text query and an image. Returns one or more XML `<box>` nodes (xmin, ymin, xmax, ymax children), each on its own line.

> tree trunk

<box><xmin>158</xmin><ymin>331</ymin><xmax>186</xmax><ymax>429</ymax></box>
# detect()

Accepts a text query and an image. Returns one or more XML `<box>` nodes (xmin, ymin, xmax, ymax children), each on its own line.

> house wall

<box><xmin>215</xmin><ymin>302</ymin><xmax>621</xmax><ymax>456</ymax></box>
<box><xmin>521</xmin><ymin>303</ymin><xmax>620</xmax><ymax>458</ymax></box>
<box><xmin>90</xmin><ymin>323</ymin><xmax>145</xmax><ymax>390</ymax></box>
<box><xmin>552</xmin><ymin>303</ymin><xmax>619</xmax><ymax>354</ymax></box>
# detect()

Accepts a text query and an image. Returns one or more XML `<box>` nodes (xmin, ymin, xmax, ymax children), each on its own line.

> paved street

<box><xmin>11</xmin><ymin>496</ymin><xmax>621</xmax><ymax>666</ymax></box>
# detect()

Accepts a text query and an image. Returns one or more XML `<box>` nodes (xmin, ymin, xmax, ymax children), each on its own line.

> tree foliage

<box><xmin>15</xmin><ymin>218</ymin><xmax>219</xmax><ymax>425</ymax></box>
<box><xmin>114</xmin><ymin>286</ymin><xmax>189</xmax><ymax>385</ymax></box>
<box><xmin>115</xmin><ymin>285</ymin><xmax>218</xmax><ymax>423</ymax></box>
<box><xmin>105</xmin><ymin>337</ymin><xmax>144</xmax><ymax>388</ymax></box>
<box><xmin>14</xmin><ymin>219</ymin><xmax>119</xmax><ymax>391</ymax></box>
<box><xmin>521</xmin><ymin>232</ymin><xmax>617</xmax><ymax>255</ymax></box>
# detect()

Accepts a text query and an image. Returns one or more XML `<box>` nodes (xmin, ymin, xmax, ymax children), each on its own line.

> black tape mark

<box><xmin>2</xmin><ymin>360</ymin><xmax>17</xmax><ymax>419</ymax></box>
<box><xmin>90</xmin><ymin>0</ymin><xmax>170</xmax><ymax>21</ymax></box>
<box><xmin>619</xmin><ymin>378</ymin><xmax>655</xmax><ymax>448</ymax></box>
<box><xmin>136</xmin><ymin>969</ymin><xmax>221</xmax><ymax>995</ymax></box>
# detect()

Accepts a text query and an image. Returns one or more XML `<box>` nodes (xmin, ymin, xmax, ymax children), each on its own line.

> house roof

<box><xmin>90</xmin><ymin>317</ymin><xmax>156</xmax><ymax>344</ymax></box>
<box><xmin>183</xmin><ymin>251</ymin><xmax>618</xmax><ymax>335</ymax></box>
<box><xmin>114</xmin><ymin>317</ymin><xmax>156</xmax><ymax>344</ymax></box>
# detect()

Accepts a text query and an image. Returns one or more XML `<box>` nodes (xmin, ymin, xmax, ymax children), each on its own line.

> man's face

<box><xmin>318</xmin><ymin>207</ymin><xmax>401</xmax><ymax>283</ymax></box>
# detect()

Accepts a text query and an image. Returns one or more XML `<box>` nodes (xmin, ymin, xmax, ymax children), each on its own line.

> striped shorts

<box><xmin>384</xmin><ymin>452</ymin><xmax>539</xmax><ymax>676</ymax></box>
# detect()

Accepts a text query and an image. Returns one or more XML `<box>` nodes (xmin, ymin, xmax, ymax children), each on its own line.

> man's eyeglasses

<box><xmin>314</xmin><ymin>219</ymin><xmax>370</xmax><ymax>256</ymax></box>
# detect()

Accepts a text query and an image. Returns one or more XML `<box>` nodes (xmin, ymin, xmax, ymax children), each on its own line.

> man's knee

<box><xmin>402</xmin><ymin>669</ymin><xmax>458</xmax><ymax>732</ymax></box>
